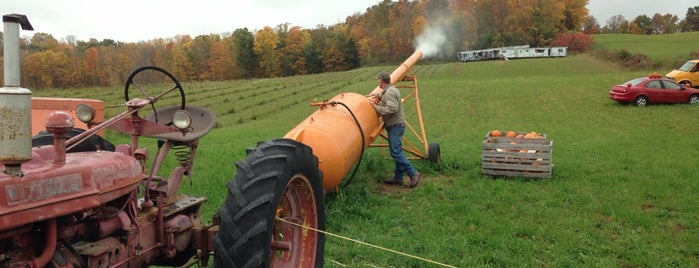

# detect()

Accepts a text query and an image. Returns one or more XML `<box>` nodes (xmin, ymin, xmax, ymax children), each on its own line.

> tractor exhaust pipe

<box><xmin>1</xmin><ymin>14</ymin><xmax>34</xmax><ymax>176</ymax></box>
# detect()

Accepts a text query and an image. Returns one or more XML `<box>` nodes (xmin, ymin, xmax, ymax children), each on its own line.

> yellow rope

<box><xmin>276</xmin><ymin>217</ymin><xmax>457</xmax><ymax>268</ymax></box>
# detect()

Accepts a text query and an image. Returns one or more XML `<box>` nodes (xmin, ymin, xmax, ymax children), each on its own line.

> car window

<box><xmin>679</xmin><ymin>61</ymin><xmax>695</xmax><ymax>72</ymax></box>
<box><xmin>661</xmin><ymin>80</ymin><xmax>682</xmax><ymax>90</ymax></box>
<box><xmin>645</xmin><ymin>80</ymin><xmax>662</xmax><ymax>89</ymax></box>
<box><xmin>624</xmin><ymin>78</ymin><xmax>646</xmax><ymax>86</ymax></box>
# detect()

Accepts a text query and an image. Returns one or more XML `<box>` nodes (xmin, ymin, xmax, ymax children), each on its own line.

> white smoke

<box><xmin>414</xmin><ymin>24</ymin><xmax>448</xmax><ymax>59</ymax></box>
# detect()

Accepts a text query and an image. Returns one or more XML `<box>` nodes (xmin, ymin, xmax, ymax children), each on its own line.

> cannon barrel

<box><xmin>284</xmin><ymin>50</ymin><xmax>423</xmax><ymax>192</ymax></box>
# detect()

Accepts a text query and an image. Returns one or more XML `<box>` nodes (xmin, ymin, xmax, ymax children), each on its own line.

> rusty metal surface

<box><xmin>0</xmin><ymin>150</ymin><xmax>143</xmax><ymax>231</ymax></box>
<box><xmin>0</xmin><ymin>91</ymin><xmax>32</xmax><ymax>163</ymax></box>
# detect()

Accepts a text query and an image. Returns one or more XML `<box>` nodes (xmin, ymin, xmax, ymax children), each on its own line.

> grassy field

<box><xmin>32</xmin><ymin>34</ymin><xmax>699</xmax><ymax>267</ymax></box>
<box><xmin>593</xmin><ymin>32</ymin><xmax>699</xmax><ymax>68</ymax></box>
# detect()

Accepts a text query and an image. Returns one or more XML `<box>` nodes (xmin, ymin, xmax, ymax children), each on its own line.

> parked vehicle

<box><xmin>609</xmin><ymin>74</ymin><xmax>699</xmax><ymax>106</ymax></box>
<box><xmin>1</xmin><ymin>14</ymin><xmax>439</xmax><ymax>267</ymax></box>
<box><xmin>666</xmin><ymin>59</ymin><xmax>699</xmax><ymax>88</ymax></box>
<box><xmin>1</xmin><ymin>15</ymin><xmax>325</xmax><ymax>267</ymax></box>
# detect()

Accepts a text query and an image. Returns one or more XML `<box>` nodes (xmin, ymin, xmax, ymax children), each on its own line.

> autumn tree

<box><xmin>96</xmin><ymin>46</ymin><xmax>115</xmax><ymax>86</ymax></box>
<box><xmin>254</xmin><ymin>26</ymin><xmax>282</xmax><ymax>77</ymax></box>
<box><xmin>650</xmin><ymin>13</ymin><xmax>678</xmax><ymax>34</ymax></box>
<box><xmin>582</xmin><ymin>15</ymin><xmax>601</xmax><ymax>34</ymax></box>
<box><xmin>190</xmin><ymin>34</ymin><xmax>219</xmax><ymax>81</ymax></box>
<box><xmin>208</xmin><ymin>40</ymin><xmax>235</xmax><ymax>80</ymax></box>
<box><xmin>83</xmin><ymin>47</ymin><xmax>99</xmax><ymax>86</ymax></box>
<box><xmin>361</xmin><ymin>1</ymin><xmax>392</xmax><ymax>64</ymax></box>
<box><xmin>24</xmin><ymin>50</ymin><xmax>72</xmax><ymax>88</ymax></box>
<box><xmin>449</xmin><ymin>0</ymin><xmax>476</xmax><ymax>51</ymax></box>
<box><xmin>168</xmin><ymin>41</ymin><xmax>195</xmax><ymax>81</ymax></box>
<box><xmin>113</xmin><ymin>43</ymin><xmax>141</xmax><ymax>83</ymax></box>
<box><xmin>561</xmin><ymin>0</ymin><xmax>589</xmax><ymax>31</ymax></box>
<box><xmin>603</xmin><ymin>15</ymin><xmax>625</xmax><ymax>33</ymax></box>
<box><xmin>283</xmin><ymin>26</ymin><xmax>312</xmax><ymax>75</ymax></box>
<box><xmin>633</xmin><ymin>15</ymin><xmax>652</xmax><ymax>34</ymax></box>
<box><xmin>387</xmin><ymin>0</ymin><xmax>415</xmax><ymax>60</ymax></box>
<box><xmin>28</xmin><ymin>32</ymin><xmax>59</xmax><ymax>51</ymax></box>
<box><xmin>346</xmin><ymin>13</ymin><xmax>371</xmax><ymax>65</ymax></box>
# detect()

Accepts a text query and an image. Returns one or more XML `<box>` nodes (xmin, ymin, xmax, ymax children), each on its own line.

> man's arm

<box><xmin>373</xmin><ymin>88</ymin><xmax>399</xmax><ymax>116</ymax></box>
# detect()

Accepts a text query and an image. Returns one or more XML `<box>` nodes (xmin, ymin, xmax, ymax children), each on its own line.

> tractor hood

<box><xmin>0</xmin><ymin>147</ymin><xmax>142</xmax><ymax>231</ymax></box>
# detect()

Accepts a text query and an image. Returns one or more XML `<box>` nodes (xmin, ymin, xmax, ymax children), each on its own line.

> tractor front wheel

<box><xmin>213</xmin><ymin>139</ymin><xmax>325</xmax><ymax>268</ymax></box>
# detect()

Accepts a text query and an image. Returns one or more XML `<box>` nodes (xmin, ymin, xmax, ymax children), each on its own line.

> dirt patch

<box><xmin>376</xmin><ymin>175</ymin><xmax>426</xmax><ymax>196</ymax></box>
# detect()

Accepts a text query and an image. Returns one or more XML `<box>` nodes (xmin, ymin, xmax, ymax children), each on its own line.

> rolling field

<box><xmin>593</xmin><ymin>32</ymin><xmax>699</xmax><ymax>67</ymax></box>
<box><xmin>32</xmin><ymin>36</ymin><xmax>699</xmax><ymax>267</ymax></box>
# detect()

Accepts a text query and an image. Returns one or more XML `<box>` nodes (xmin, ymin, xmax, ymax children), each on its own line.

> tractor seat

<box><xmin>145</xmin><ymin>106</ymin><xmax>216</xmax><ymax>143</ymax></box>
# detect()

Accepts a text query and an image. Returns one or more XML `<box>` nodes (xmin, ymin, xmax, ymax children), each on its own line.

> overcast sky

<box><xmin>3</xmin><ymin>0</ymin><xmax>697</xmax><ymax>43</ymax></box>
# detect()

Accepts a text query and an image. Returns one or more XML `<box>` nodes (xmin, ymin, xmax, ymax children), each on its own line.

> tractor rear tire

<box><xmin>213</xmin><ymin>139</ymin><xmax>325</xmax><ymax>268</ymax></box>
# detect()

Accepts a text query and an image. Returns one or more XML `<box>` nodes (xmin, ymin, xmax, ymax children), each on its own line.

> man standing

<box><xmin>370</xmin><ymin>72</ymin><xmax>420</xmax><ymax>188</ymax></box>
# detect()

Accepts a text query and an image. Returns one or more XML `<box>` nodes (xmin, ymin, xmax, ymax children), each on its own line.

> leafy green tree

<box><xmin>682</xmin><ymin>6</ymin><xmax>699</xmax><ymax>31</ymax></box>
<box><xmin>302</xmin><ymin>42</ymin><xmax>322</xmax><ymax>74</ymax></box>
<box><xmin>232</xmin><ymin>28</ymin><xmax>257</xmax><ymax>78</ymax></box>
<box><xmin>633</xmin><ymin>15</ymin><xmax>652</xmax><ymax>34</ymax></box>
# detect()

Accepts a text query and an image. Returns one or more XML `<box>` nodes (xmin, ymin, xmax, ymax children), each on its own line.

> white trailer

<box><xmin>458</xmin><ymin>45</ymin><xmax>567</xmax><ymax>62</ymax></box>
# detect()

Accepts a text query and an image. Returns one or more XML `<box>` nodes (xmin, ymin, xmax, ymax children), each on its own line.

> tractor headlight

<box><xmin>76</xmin><ymin>104</ymin><xmax>96</xmax><ymax>123</ymax></box>
<box><xmin>172</xmin><ymin>110</ymin><xmax>192</xmax><ymax>130</ymax></box>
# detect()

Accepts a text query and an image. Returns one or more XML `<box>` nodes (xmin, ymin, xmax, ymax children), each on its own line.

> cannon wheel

<box><xmin>428</xmin><ymin>142</ymin><xmax>441</xmax><ymax>163</ymax></box>
<box><xmin>214</xmin><ymin>139</ymin><xmax>325</xmax><ymax>268</ymax></box>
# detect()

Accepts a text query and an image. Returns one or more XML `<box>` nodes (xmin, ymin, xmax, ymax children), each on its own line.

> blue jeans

<box><xmin>387</xmin><ymin>124</ymin><xmax>417</xmax><ymax>180</ymax></box>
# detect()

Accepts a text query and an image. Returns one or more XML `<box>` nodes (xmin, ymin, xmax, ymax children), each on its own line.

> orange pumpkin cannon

<box><xmin>284</xmin><ymin>49</ymin><xmax>440</xmax><ymax>192</ymax></box>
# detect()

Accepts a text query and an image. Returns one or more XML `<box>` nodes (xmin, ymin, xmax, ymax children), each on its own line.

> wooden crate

<box><xmin>482</xmin><ymin>134</ymin><xmax>552</xmax><ymax>178</ymax></box>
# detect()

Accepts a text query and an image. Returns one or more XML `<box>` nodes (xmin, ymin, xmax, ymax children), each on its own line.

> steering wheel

<box><xmin>124</xmin><ymin>66</ymin><xmax>186</xmax><ymax>121</ymax></box>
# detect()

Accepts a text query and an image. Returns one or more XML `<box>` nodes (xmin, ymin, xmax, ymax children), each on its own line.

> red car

<box><xmin>609</xmin><ymin>74</ymin><xmax>699</xmax><ymax>106</ymax></box>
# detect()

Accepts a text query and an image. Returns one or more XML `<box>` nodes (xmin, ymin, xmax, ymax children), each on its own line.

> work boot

<box><xmin>409</xmin><ymin>172</ymin><xmax>420</xmax><ymax>188</ymax></box>
<box><xmin>383</xmin><ymin>178</ymin><xmax>402</xmax><ymax>185</ymax></box>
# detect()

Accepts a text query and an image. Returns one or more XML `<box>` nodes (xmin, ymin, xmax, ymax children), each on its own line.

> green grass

<box><xmin>31</xmin><ymin>34</ymin><xmax>699</xmax><ymax>267</ymax></box>
<box><xmin>593</xmin><ymin>32</ymin><xmax>699</xmax><ymax>67</ymax></box>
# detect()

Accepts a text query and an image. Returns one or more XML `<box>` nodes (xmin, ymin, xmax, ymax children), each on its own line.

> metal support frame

<box><xmin>370</xmin><ymin>72</ymin><xmax>430</xmax><ymax>160</ymax></box>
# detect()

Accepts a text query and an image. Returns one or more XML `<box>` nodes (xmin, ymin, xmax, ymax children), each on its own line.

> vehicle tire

<box><xmin>428</xmin><ymin>142</ymin><xmax>441</xmax><ymax>163</ymax></box>
<box><xmin>213</xmin><ymin>139</ymin><xmax>325</xmax><ymax>268</ymax></box>
<box><xmin>689</xmin><ymin>94</ymin><xmax>699</xmax><ymax>104</ymax></box>
<box><xmin>634</xmin><ymin>96</ymin><xmax>648</xmax><ymax>107</ymax></box>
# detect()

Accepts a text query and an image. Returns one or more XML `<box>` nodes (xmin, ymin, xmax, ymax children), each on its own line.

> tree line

<box><xmin>582</xmin><ymin>6</ymin><xmax>699</xmax><ymax>34</ymax></box>
<box><xmin>1</xmin><ymin>0</ymin><xmax>696</xmax><ymax>89</ymax></box>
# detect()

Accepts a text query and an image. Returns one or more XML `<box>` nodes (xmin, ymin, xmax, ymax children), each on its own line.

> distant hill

<box><xmin>593</xmin><ymin>32</ymin><xmax>699</xmax><ymax>62</ymax></box>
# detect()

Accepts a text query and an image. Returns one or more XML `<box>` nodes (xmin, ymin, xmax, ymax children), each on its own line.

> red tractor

<box><xmin>0</xmin><ymin>14</ymin><xmax>325</xmax><ymax>267</ymax></box>
<box><xmin>2</xmin><ymin>12</ymin><xmax>438</xmax><ymax>267</ymax></box>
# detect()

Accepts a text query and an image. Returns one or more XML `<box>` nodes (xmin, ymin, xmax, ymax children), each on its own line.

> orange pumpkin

<box><xmin>490</xmin><ymin>129</ymin><xmax>502</xmax><ymax>137</ymax></box>
<box><xmin>524</xmin><ymin>131</ymin><xmax>543</xmax><ymax>139</ymax></box>
<box><xmin>505</xmin><ymin>131</ymin><xmax>516</xmax><ymax>138</ymax></box>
